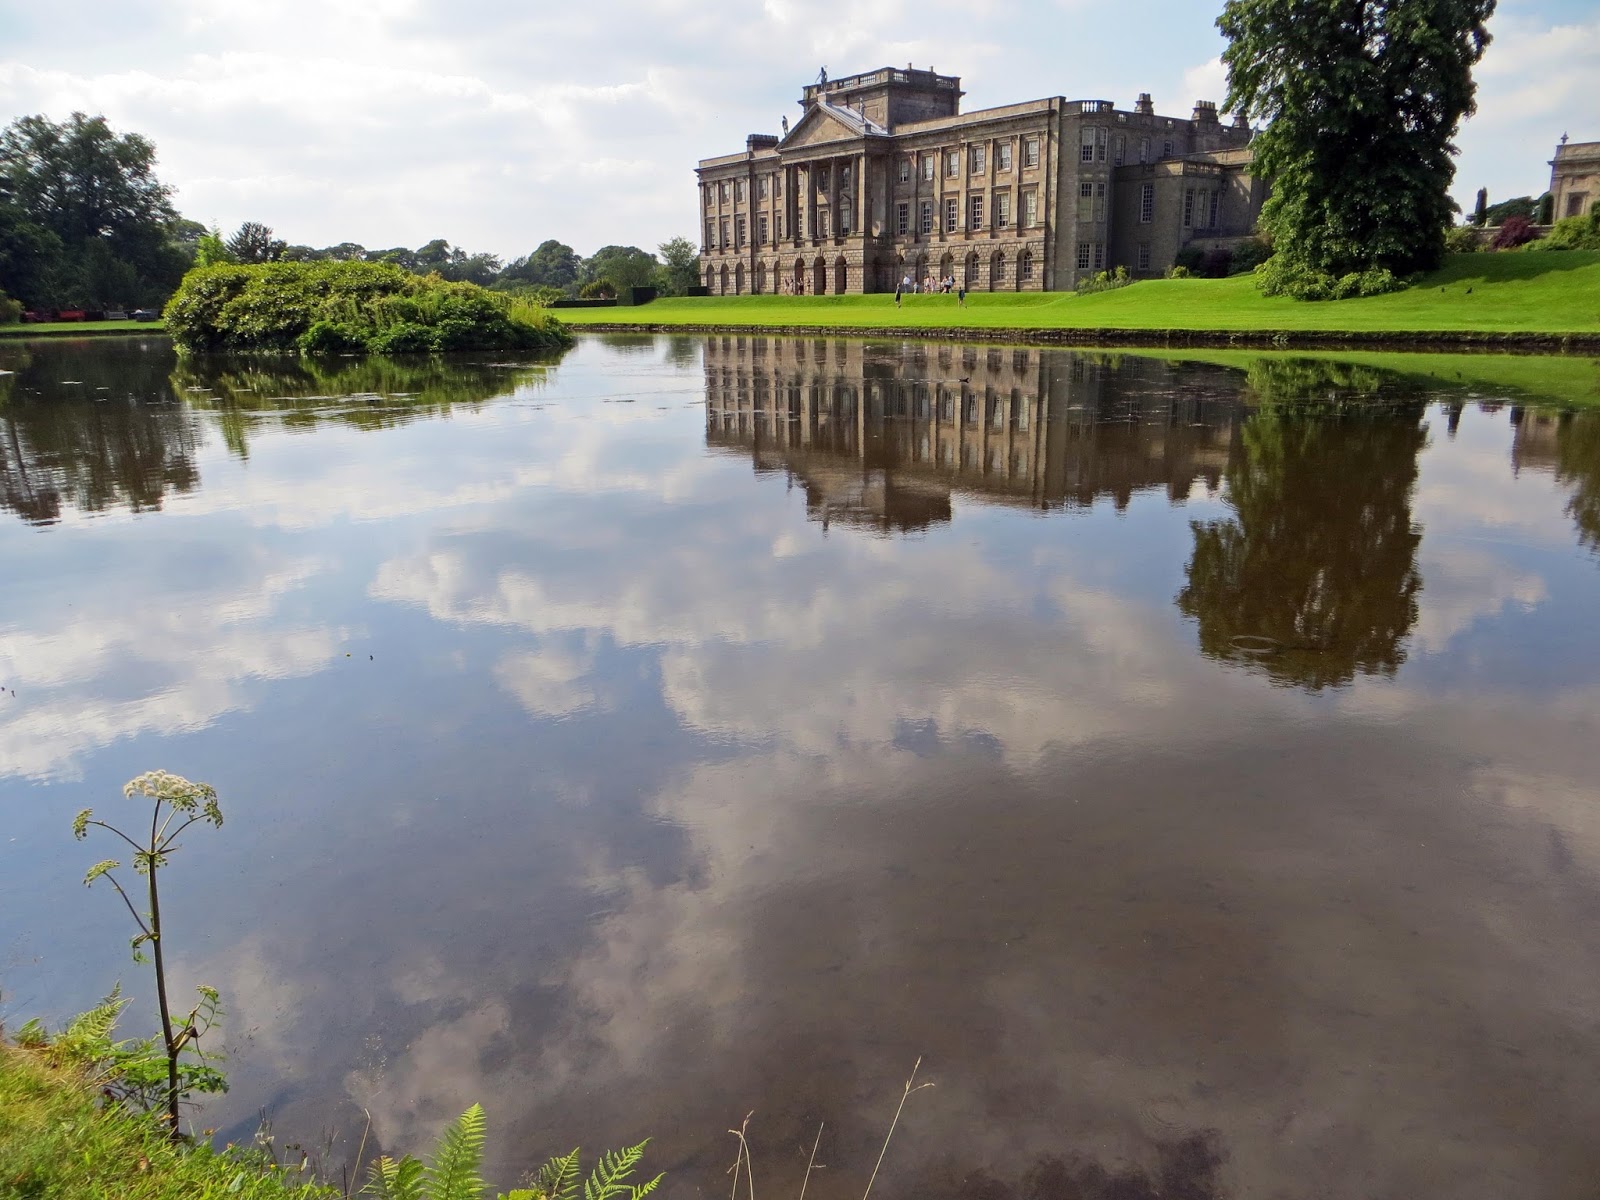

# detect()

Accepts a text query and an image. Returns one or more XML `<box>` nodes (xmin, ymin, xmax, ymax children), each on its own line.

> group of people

<box><xmin>895</xmin><ymin>273</ymin><xmax>966</xmax><ymax>307</ymax></box>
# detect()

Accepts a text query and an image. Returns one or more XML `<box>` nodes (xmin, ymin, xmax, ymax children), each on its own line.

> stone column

<box><xmin>807</xmin><ymin>163</ymin><xmax>817</xmax><ymax>245</ymax></box>
<box><xmin>857</xmin><ymin>153</ymin><xmax>867</xmax><ymax>240</ymax></box>
<box><xmin>829</xmin><ymin>157</ymin><xmax>839</xmax><ymax>236</ymax></box>
<box><xmin>786</xmin><ymin>165</ymin><xmax>796</xmax><ymax>243</ymax></box>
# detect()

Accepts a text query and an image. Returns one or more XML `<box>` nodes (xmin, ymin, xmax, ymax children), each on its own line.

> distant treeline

<box><xmin>0</xmin><ymin>111</ymin><xmax>698</xmax><ymax>316</ymax></box>
<box><xmin>247</xmin><ymin>232</ymin><xmax>701</xmax><ymax>302</ymax></box>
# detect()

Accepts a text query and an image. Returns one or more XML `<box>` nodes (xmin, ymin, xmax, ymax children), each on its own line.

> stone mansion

<box><xmin>695</xmin><ymin>66</ymin><xmax>1266</xmax><ymax>295</ymax></box>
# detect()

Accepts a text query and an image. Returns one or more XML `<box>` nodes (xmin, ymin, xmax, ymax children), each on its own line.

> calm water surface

<box><xmin>3</xmin><ymin>334</ymin><xmax>1600</xmax><ymax>1199</ymax></box>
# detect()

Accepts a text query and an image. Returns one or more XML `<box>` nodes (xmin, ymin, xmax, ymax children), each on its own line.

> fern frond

<box><xmin>54</xmin><ymin>989</ymin><xmax>127</xmax><ymax>1065</ymax></box>
<box><xmin>584</xmin><ymin>1140</ymin><xmax>650</xmax><ymax>1200</ymax></box>
<box><xmin>364</xmin><ymin>1154</ymin><xmax>425</xmax><ymax>1200</ymax></box>
<box><xmin>426</xmin><ymin>1103</ymin><xmax>488</xmax><ymax>1200</ymax></box>
<box><xmin>631</xmin><ymin>1172</ymin><xmax>664</xmax><ymax>1199</ymax></box>
<box><xmin>532</xmin><ymin>1147</ymin><xmax>581</xmax><ymax>1200</ymax></box>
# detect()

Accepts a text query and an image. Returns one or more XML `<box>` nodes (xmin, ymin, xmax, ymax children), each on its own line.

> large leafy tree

<box><xmin>656</xmin><ymin>236</ymin><xmax>701</xmax><ymax>295</ymax></box>
<box><xmin>1219</xmin><ymin>0</ymin><xmax>1496</xmax><ymax>286</ymax></box>
<box><xmin>502</xmin><ymin>238</ymin><xmax>581</xmax><ymax>290</ymax></box>
<box><xmin>583</xmin><ymin>244</ymin><xmax>658</xmax><ymax>293</ymax></box>
<box><xmin>0</xmin><ymin>112</ymin><xmax>191</xmax><ymax>307</ymax></box>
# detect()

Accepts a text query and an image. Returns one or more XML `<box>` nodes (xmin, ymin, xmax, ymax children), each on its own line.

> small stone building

<box><xmin>695</xmin><ymin>67</ymin><xmax>1265</xmax><ymax>295</ymax></box>
<box><xmin>1549</xmin><ymin>138</ymin><xmax>1600</xmax><ymax>221</ymax></box>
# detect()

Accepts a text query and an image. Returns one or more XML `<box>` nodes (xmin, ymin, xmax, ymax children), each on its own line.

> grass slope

<box><xmin>561</xmin><ymin>251</ymin><xmax>1600</xmax><ymax>335</ymax></box>
<box><xmin>0</xmin><ymin>1044</ymin><xmax>334</xmax><ymax>1200</ymax></box>
<box><xmin>0</xmin><ymin>321</ymin><xmax>166</xmax><ymax>337</ymax></box>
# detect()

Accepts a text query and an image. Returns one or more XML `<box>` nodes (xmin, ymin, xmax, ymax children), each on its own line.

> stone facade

<box><xmin>695</xmin><ymin>67</ymin><xmax>1263</xmax><ymax>295</ymax></box>
<box><xmin>1549</xmin><ymin>139</ymin><xmax>1600</xmax><ymax>221</ymax></box>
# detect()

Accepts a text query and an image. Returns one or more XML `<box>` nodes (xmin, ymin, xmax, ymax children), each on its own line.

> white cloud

<box><xmin>1181</xmin><ymin>56</ymin><xmax>1228</xmax><ymax>112</ymax></box>
<box><xmin>1455</xmin><ymin>11</ymin><xmax>1600</xmax><ymax>205</ymax></box>
<box><xmin>0</xmin><ymin>555</ymin><xmax>337</xmax><ymax>781</ymax></box>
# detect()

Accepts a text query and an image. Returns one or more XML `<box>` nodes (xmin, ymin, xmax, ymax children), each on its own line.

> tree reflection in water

<box><xmin>171</xmin><ymin>353</ymin><xmax>560</xmax><ymax>459</ymax></box>
<box><xmin>0</xmin><ymin>339</ymin><xmax>199</xmax><ymax>525</ymax></box>
<box><xmin>1509</xmin><ymin>406</ymin><xmax>1600</xmax><ymax>559</ymax></box>
<box><xmin>1556</xmin><ymin>413</ymin><xmax>1600</xmax><ymax>554</ymax></box>
<box><xmin>1176</xmin><ymin>359</ymin><xmax>1428</xmax><ymax>691</ymax></box>
<box><xmin>0</xmin><ymin>339</ymin><xmax>566</xmax><ymax>524</ymax></box>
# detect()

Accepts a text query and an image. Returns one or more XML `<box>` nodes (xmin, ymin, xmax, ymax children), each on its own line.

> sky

<box><xmin>1</xmin><ymin>0</ymin><xmax>1596</xmax><ymax>261</ymax></box>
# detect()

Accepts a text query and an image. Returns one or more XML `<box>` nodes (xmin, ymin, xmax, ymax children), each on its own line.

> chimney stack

<box><xmin>1192</xmin><ymin>100</ymin><xmax>1219</xmax><ymax>124</ymax></box>
<box><xmin>1135</xmin><ymin>92</ymin><xmax>1154</xmax><ymax>115</ymax></box>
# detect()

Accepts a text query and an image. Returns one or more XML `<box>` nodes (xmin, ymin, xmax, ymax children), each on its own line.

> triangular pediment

<box><xmin>780</xmin><ymin>105</ymin><xmax>863</xmax><ymax>149</ymax></box>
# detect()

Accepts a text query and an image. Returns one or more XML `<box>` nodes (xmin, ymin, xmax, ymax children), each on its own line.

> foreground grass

<box><xmin>0</xmin><ymin>1044</ymin><xmax>334</xmax><ymax>1200</ymax></box>
<box><xmin>0</xmin><ymin>320</ymin><xmax>165</xmax><ymax>337</ymax></box>
<box><xmin>562</xmin><ymin>250</ymin><xmax>1600</xmax><ymax>335</ymax></box>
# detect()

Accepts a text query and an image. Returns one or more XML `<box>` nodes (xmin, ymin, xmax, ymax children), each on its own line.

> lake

<box><xmin>2</xmin><ymin>333</ymin><xmax>1599</xmax><ymax>1199</ymax></box>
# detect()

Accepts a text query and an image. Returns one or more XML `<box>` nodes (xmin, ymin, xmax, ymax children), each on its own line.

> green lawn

<box><xmin>0</xmin><ymin>320</ymin><xmax>166</xmax><ymax>337</ymax></box>
<box><xmin>563</xmin><ymin>250</ymin><xmax>1600</xmax><ymax>336</ymax></box>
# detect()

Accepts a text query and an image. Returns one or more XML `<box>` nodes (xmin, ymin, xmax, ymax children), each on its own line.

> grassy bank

<box><xmin>0</xmin><ymin>320</ymin><xmax>166</xmax><ymax>338</ymax></box>
<box><xmin>561</xmin><ymin>250</ymin><xmax>1600</xmax><ymax>340</ymax></box>
<box><xmin>0</xmin><ymin>1042</ymin><xmax>334</xmax><ymax>1200</ymax></box>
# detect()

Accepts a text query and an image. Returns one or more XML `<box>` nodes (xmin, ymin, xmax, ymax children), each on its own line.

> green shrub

<box><xmin>578</xmin><ymin>279</ymin><xmax>616</xmax><ymax>300</ymax></box>
<box><xmin>0</xmin><ymin>292</ymin><xmax>21</xmax><ymax>324</ymax></box>
<box><xmin>1257</xmin><ymin>255</ymin><xmax>1407</xmax><ymax>301</ymax></box>
<box><xmin>1075</xmin><ymin>266</ymin><xmax>1132</xmax><ymax>294</ymax></box>
<box><xmin>1444</xmin><ymin>224</ymin><xmax>1482</xmax><ymax>254</ymax></box>
<box><xmin>164</xmin><ymin>261</ymin><xmax>572</xmax><ymax>355</ymax></box>
<box><xmin>367</xmin><ymin>321</ymin><xmax>437</xmax><ymax>354</ymax></box>
<box><xmin>1173</xmin><ymin>245</ymin><xmax>1206</xmax><ymax>275</ymax></box>
<box><xmin>1527</xmin><ymin>205</ymin><xmax>1600</xmax><ymax>252</ymax></box>
<box><xmin>1229</xmin><ymin>237</ymin><xmax>1273</xmax><ymax>275</ymax></box>
<box><xmin>298</xmin><ymin>320</ymin><xmax>366</xmax><ymax>354</ymax></box>
<box><xmin>1167</xmin><ymin>264</ymin><xmax>1192</xmax><ymax>279</ymax></box>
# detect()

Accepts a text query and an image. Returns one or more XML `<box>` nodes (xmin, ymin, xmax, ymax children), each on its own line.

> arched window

<box><xmin>1019</xmin><ymin>249</ymin><xmax>1034</xmax><ymax>283</ymax></box>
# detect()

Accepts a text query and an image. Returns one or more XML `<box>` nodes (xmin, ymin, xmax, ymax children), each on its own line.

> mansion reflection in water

<box><xmin>701</xmin><ymin>338</ymin><xmax>1600</xmax><ymax>691</ymax></box>
<box><xmin>703</xmin><ymin>336</ymin><xmax>1246</xmax><ymax>533</ymax></box>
